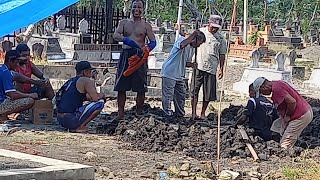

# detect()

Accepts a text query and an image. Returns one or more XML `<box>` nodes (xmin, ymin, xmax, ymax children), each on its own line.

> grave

<box><xmin>269</xmin><ymin>27</ymin><xmax>303</xmax><ymax>48</ymax></box>
<box><xmin>303</xmin><ymin>68</ymin><xmax>320</xmax><ymax>92</ymax></box>
<box><xmin>286</xmin><ymin>50</ymin><xmax>305</xmax><ymax>79</ymax></box>
<box><xmin>233</xmin><ymin>50</ymin><xmax>292</xmax><ymax>95</ymax></box>
<box><xmin>28</xmin><ymin>19</ymin><xmax>66</xmax><ymax>60</ymax></box>
<box><xmin>0</xmin><ymin>149</ymin><xmax>94</xmax><ymax>179</ymax></box>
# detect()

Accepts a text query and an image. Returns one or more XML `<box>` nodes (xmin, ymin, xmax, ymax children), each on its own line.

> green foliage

<box><xmin>248</xmin><ymin>31</ymin><xmax>261</xmax><ymax>45</ymax></box>
<box><xmin>77</xmin><ymin>0</ymin><xmax>320</xmax><ymax>29</ymax></box>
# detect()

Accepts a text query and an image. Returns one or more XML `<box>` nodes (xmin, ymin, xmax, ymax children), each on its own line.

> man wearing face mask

<box><xmin>113</xmin><ymin>0</ymin><xmax>156</xmax><ymax>120</ymax></box>
<box><xmin>55</xmin><ymin>61</ymin><xmax>106</xmax><ymax>133</ymax></box>
<box><xmin>191</xmin><ymin>15</ymin><xmax>227</xmax><ymax>119</ymax></box>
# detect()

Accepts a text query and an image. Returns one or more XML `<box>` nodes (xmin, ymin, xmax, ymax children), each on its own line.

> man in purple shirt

<box><xmin>0</xmin><ymin>50</ymin><xmax>38</xmax><ymax>122</ymax></box>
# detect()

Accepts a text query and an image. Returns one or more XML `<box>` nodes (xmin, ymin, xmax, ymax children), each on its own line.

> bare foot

<box><xmin>71</xmin><ymin>127</ymin><xmax>89</xmax><ymax>133</ymax></box>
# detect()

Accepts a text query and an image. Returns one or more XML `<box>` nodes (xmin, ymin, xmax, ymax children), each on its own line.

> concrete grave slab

<box><xmin>0</xmin><ymin>149</ymin><xmax>94</xmax><ymax>180</ymax></box>
<box><xmin>304</xmin><ymin>68</ymin><xmax>320</xmax><ymax>91</ymax></box>
<box><xmin>233</xmin><ymin>67</ymin><xmax>292</xmax><ymax>95</ymax></box>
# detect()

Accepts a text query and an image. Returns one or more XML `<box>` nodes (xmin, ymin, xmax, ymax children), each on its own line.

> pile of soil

<box><xmin>101</xmin><ymin>104</ymin><xmax>320</xmax><ymax>161</ymax></box>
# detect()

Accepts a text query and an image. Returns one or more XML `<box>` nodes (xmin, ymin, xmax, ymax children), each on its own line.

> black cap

<box><xmin>75</xmin><ymin>61</ymin><xmax>95</xmax><ymax>72</ymax></box>
<box><xmin>5</xmin><ymin>50</ymin><xmax>22</xmax><ymax>61</ymax></box>
<box><xmin>16</xmin><ymin>43</ymin><xmax>30</xmax><ymax>54</ymax></box>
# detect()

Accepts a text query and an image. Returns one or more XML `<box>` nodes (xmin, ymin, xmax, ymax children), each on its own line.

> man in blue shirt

<box><xmin>0</xmin><ymin>50</ymin><xmax>38</xmax><ymax>122</ymax></box>
<box><xmin>236</xmin><ymin>84</ymin><xmax>279</xmax><ymax>141</ymax></box>
<box><xmin>56</xmin><ymin>61</ymin><xmax>106</xmax><ymax>133</ymax></box>
<box><xmin>161</xmin><ymin>30</ymin><xmax>206</xmax><ymax>117</ymax></box>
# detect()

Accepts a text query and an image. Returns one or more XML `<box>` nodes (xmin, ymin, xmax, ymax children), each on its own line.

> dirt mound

<box><xmin>298</xmin><ymin>46</ymin><xmax>320</xmax><ymax>62</ymax></box>
<box><xmin>100</xmin><ymin>104</ymin><xmax>320</xmax><ymax>161</ymax></box>
<box><xmin>304</xmin><ymin>96</ymin><xmax>320</xmax><ymax>107</ymax></box>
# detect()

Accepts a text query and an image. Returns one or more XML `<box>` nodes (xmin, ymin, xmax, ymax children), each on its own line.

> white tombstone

<box><xmin>303</xmin><ymin>68</ymin><xmax>320</xmax><ymax>91</ymax></box>
<box><xmin>56</xmin><ymin>15</ymin><xmax>66</xmax><ymax>31</ymax></box>
<box><xmin>44</xmin><ymin>20</ymin><xmax>54</xmax><ymax>36</ymax></box>
<box><xmin>123</xmin><ymin>0</ymin><xmax>130</xmax><ymax>16</ymax></box>
<box><xmin>275</xmin><ymin>52</ymin><xmax>286</xmax><ymax>71</ymax></box>
<box><xmin>250</xmin><ymin>49</ymin><xmax>260</xmax><ymax>68</ymax></box>
<box><xmin>78</xmin><ymin>18</ymin><xmax>89</xmax><ymax>34</ymax></box>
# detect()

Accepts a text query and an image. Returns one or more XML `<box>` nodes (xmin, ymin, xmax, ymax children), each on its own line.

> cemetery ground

<box><xmin>1</xmin><ymin>45</ymin><xmax>320</xmax><ymax>179</ymax></box>
<box><xmin>1</xmin><ymin>98</ymin><xmax>320</xmax><ymax>180</ymax></box>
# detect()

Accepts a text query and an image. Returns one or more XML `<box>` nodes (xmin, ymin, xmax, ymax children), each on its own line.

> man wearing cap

<box><xmin>253</xmin><ymin>77</ymin><xmax>313</xmax><ymax>149</ymax></box>
<box><xmin>0</xmin><ymin>50</ymin><xmax>38</xmax><ymax>122</ymax></box>
<box><xmin>14</xmin><ymin>43</ymin><xmax>54</xmax><ymax>100</ymax></box>
<box><xmin>55</xmin><ymin>61</ymin><xmax>106</xmax><ymax>133</ymax></box>
<box><xmin>236</xmin><ymin>84</ymin><xmax>279</xmax><ymax>141</ymax></box>
<box><xmin>191</xmin><ymin>15</ymin><xmax>227</xmax><ymax>119</ymax></box>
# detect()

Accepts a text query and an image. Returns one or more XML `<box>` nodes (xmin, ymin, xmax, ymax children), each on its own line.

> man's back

<box><xmin>247</xmin><ymin>96</ymin><xmax>276</xmax><ymax>130</ymax></box>
<box><xmin>56</xmin><ymin>76</ymin><xmax>86</xmax><ymax>113</ymax></box>
<box><xmin>0</xmin><ymin>65</ymin><xmax>13</xmax><ymax>103</ymax></box>
<box><xmin>272</xmin><ymin>80</ymin><xmax>309</xmax><ymax>120</ymax></box>
<box><xmin>161</xmin><ymin>36</ymin><xmax>194</xmax><ymax>81</ymax></box>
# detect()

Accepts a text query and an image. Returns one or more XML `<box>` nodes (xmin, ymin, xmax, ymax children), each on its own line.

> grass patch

<box><xmin>282</xmin><ymin>159</ymin><xmax>320</xmax><ymax>180</ymax></box>
<box><xmin>32</xmin><ymin>57</ymin><xmax>54</xmax><ymax>65</ymax></box>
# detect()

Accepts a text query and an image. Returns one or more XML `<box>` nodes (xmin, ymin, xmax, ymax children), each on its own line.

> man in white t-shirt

<box><xmin>191</xmin><ymin>15</ymin><xmax>227</xmax><ymax>119</ymax></box>
<box><xmin>161</xmin><ymin>30</ymin><xmax>206</xmax><ymax>117</ymax></box>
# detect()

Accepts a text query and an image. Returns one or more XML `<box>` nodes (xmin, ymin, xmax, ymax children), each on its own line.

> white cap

<box><xmin>208</xmin><ymin>15</ymin><xmax>222</xmax><ymax>28</ymax></box>
<box><xmin>252</xmin><ymin>77</ymin><xmax>267</xmax><ymax>98</ymax></box>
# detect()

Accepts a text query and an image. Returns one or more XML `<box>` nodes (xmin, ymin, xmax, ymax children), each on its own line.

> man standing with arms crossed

<box><xmin>113</xmin><ymin>0</ymin><xmax>156</xmax><ymax>119</ymax></box>
<box><xmin>191</xmin><ymin>15</ymin><xmax>227</xmax><ymax>119</ymax></box>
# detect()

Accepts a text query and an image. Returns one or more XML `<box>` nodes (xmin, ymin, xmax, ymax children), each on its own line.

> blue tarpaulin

<box><xmin>0</xmin><ymin>0</ymin><xmax>79</xmax><ymax>38</ymax></box>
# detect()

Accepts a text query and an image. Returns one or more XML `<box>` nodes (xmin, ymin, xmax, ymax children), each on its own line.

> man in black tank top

<box><xmin>236</xmin><ymin>84</ymin><xmax>279</xmax><ymax>141</ymax></box>
<box><xmin>56</xmin><ymin>61</ymin><xmax>106</xmax><ymax>133</ymax></box>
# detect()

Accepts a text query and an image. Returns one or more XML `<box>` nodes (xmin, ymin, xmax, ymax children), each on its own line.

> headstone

<box><xmin>78</xmin><ymin>18</ymin><xmax>89</xmax><ymax>34</ymax></box>
<box><xmin>123</xmin><ymin>0</ymin><xmax>130</xmax><ymax>16</ymax></box>
<box><xmin>56</xmin><ymin>15</ymin><xmax>66</xmax><ymax>31</ymax></box>
<box><xmin>250</xmin><ymin>49</ymin><xmax>260</xmax><ymax>68</ymax></box>
<box><xmin>271</xmin><ymin>29</ymin><xmax>284</xmax><ymax>36</ymax></box>
<box><xmin>275</xmin><ymin>52</ymin><xmax>286</xmax><ymax>71</ymax></box>
<box><xmin>32</xmin><ymin>43</ymin><xmax>44</xmax><ymax>59</ymax></box>
<box><xmin>1</xmin><ymin>40</ymin><xmax>13</xmax><ymax>52</ymax></box>
<box><xmin>44</xmin><ymin>20</ymin><xmax>54</xmax><ymax>36</ymax></box>
<box><xmin>288</xmin><ymin>50</ymin><xmax>297</xmax><ymax>66</ymax></box>
<box><xmin>303</xmin><ymin>68</ymin><xmax>320</xmax><ymax>91</ymax></box>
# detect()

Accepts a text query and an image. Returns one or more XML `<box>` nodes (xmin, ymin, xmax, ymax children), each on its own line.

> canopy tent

<box><xmin>0</xmin><ymin>0</ymin><xmax>79</xmax><ymax>38</ymax></box>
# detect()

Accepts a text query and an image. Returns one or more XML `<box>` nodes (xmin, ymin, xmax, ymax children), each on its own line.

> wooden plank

<box><xmin>237</xmin><ymin>127</ymin><xmax>259</xmax><ymax>161</ymax></box>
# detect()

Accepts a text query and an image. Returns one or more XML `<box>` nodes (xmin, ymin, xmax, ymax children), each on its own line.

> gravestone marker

<box><xmin>56</xmin><ymin>15</ymin><xmax>66</xmax><ymax>31</ymax></box>
<box><xmin>43</xmin><ymin>20</ymin><xmax>54</xmax><ymax>36</ymax></box>
<box><xmin>1</xmin><ymin>41</ymin><xmax>13</xmax><ymax>52</ymax></box>
<box><xmin>271</xmin><ymin>29</ymin><xmax>284</xmax><ymax>36</ymax></box>
<box><xmin>78</xmin><ymin>18</ymin><xmax>89</xmax><ymax>34</ymax></box>
<box><xmin>275</xmin><ymin>52</ymin><xmax>286</xmax><ymax>71</ymax></box>
<box><xmin>250</xmin><ymin>49</ymin><xmax>260</xmax><ymax>68</ymax></box>
<box><xmin>32</xmin><ymin>43</ymin><xmax>44</xmax><ymax>59</ymax></box>
<box><xmin>288</xmin><ymin>50</ymin><xmax>297</xmax><ymax>66</ymax></box>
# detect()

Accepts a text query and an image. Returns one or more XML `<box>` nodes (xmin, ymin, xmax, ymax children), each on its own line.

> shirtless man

<box><xmin>113</xmin><ymin>0</ymin><xmax>156</xmax><ymax>119</ymax></box>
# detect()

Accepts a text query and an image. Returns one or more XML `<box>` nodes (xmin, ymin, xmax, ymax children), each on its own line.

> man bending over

<box><xmin>56</xmin><ymin>61</ymin><xmax>105</xmax><ymax>133</ymax></box>
<box><xmin>161</xmin><ymin>30</ymin><xmax>206</xmax><ymax>117</ymax></box>
<box><xmin>253</xmin><ymin>77</ymin><xmax>313</xmax><ymax>149</ymax></box>
<box><xmin>236</xmin><ymin>84</ymin><xmax>279</xmax><ymax>141</ymax></box>
<box><xmin>0</xmin><ymin>50</ymin><xmax>38</xmax><ymax>122</ymax></box>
